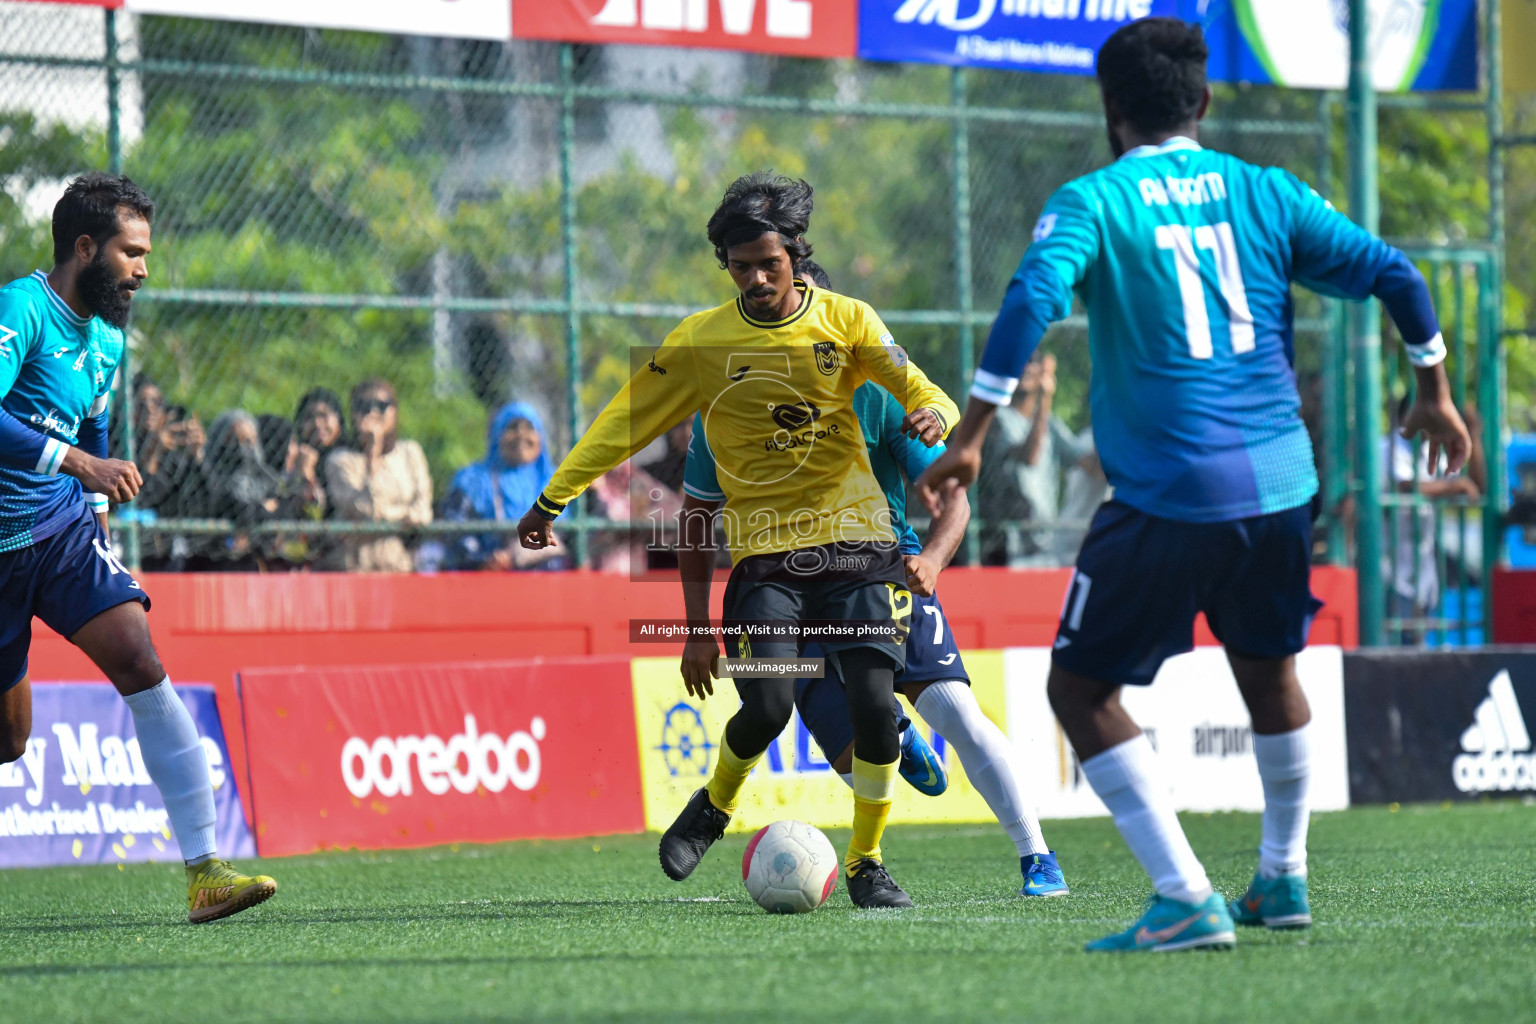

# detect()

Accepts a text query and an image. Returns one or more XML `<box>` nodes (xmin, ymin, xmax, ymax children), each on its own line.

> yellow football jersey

<box><xmin>536</xmin><ymin>281</ymin><xmax>958</xmax><ymax>563</ymax></box>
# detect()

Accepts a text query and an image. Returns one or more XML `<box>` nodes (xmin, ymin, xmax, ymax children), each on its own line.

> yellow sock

<box><xmin>704</xmin><ymin>734</ymin><xmax>762</xmax><ymax>814</ymax></box>
<box><xmin>846</xmin><ymin>755</ymin><xmax>898</xmax><ymax>873</ymax></box>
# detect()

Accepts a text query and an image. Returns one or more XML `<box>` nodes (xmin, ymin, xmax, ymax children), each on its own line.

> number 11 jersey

<box><xmin>974</xmin><ymin>136</ymin><xmax>1442</xmax><ymax>524</ymax></box>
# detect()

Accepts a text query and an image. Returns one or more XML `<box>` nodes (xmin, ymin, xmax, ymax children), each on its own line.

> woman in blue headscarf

<box><xmin>443</xmin><ymin>402</ymin><xmax>566</xmax><ymax>570</ymax></box>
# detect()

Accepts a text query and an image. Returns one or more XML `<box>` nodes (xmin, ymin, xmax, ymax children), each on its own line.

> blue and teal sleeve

<box><xmin>0</xmin><ymin>291</ymin><xmax>54</xmax><ymax>473</ymax></box>
<box><xmin>1284</xmin><ymin>172</ymin><xmax>1445</xmax><ymax>367</ymax></box>
<box><xmin>681</xmin><ymin>411</ymin><xmax>724</xmax><ymax>501</ymax></box>
<box><xmin>974</xmin><ymin>182</ymin><xmax>1100</xmax><ymax>405</ymax></box>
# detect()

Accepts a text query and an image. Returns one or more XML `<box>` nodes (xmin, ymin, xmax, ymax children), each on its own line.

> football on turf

<box><xmin>742</xmin><ymin>820</ymin><xmax>838</xmax><ymax>914</ymax></box>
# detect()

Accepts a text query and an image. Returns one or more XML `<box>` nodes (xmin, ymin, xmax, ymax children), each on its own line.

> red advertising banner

<box><xmin>238</xmin><ymin>658</ymin><xmax>644</xmax><ymax>856</ymax></box>
<box><xmin>513</xmin><ymin>0</ymin><xmax>857</xmax><ymax>59</ymax></box>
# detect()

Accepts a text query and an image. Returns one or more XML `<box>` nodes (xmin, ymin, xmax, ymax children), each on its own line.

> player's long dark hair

<box><xmin>52</xmin><ymin>172</ymin><xmax>156</xmax><ymax>265</ymax></box>
<box><xmin>1096</xmin><ymin>18</ymin><xmax>1208</xmax><ymax>134</ymax></box>
<box><xmin>707</xmin><ymin>172</ymin><xmax>814</xmax><ymax>268</ymax></box>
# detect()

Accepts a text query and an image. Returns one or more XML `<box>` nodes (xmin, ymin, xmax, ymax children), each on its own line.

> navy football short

<box><xmin>793</xmin><ymin>589</ymin><xmax>967</xmax><ymax>760</ymax></box>
<box><xmin>721</xmin><ymin>540</ymin><xmax>911</xmax><ymax>672</ymax></box>
<box><xmin>0</xmin><ymin>504</ymin><xmax>150</xmax><ymax>692</ymax></box>
<box><xmin>1052</xmin><ymin>499</ymin><xmax>1322</xmax><ymax>687</ymax></box>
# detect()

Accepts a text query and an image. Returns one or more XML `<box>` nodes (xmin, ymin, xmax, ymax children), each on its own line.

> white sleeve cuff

<box><xmin>682</xmin><ymin>482</ymin><xmax>726</xmax><ymax>501</ymax></box>
<box><xmin>1405</xmin><ymin>332</ymin><xmax>1448</xmax><ymax>368</ymax></box>
<box><xmin>970</xmin><ymin>368</ymin><xmax>1018</xmax><ymax>406</ymax></box>
<box><xmin>85</xmin><ymin>492</ymin><xmax>109</xmax><ymax>512</ymax></box>
<box><xmin>36</xmin><ymin>438</ymin><xmax>67</xmax><ymax>476</ymax></box>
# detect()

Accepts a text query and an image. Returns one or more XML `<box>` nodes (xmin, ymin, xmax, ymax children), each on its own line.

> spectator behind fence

<box><xmin>586</xmin><ymin>460</ymin><xmax>680</xmax><ymax>573</ymax></box>
<box><xmin>203</xmin><ymin>409</ymin><xmax>281</xmax><ymax>568</ymax></box>
<box><xmin>294</xmin><ymin>387</ymin><xmax>345</xmax><ymax>565</ymax></box>
<box><xmin>257</xmin><ymin>413</ymin><xmax>326</xmax><ymax>569</ymax></box>
<box><xmin>976</xmin><ymin>352</ymin><xmax>1093</xmax><ymax>566</ymax></box>
<box><xmin>1053</xmin><ymin>426</ymin><xmax>1110</xmax><ymax>565</ymax></box>
<box><xmin>119</xmin><ymin>374</ymin><xmax>212</xmax><ymax>570</ymax></box>
<box><xmin>442</xmin><ymin>401</ymin><xmax>565</xmax><ymax>571</ymax></box>
<box><xmin>324</xmin><ymin>378</ymin><xmax>433</xmax><ymax>572</ymax></box>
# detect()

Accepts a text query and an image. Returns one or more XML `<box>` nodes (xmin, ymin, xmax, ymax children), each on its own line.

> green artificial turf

<box><xmin>0</xmin><ymin>803</ymin><xmax>1532</xmax><ymax>1024</ymax></box>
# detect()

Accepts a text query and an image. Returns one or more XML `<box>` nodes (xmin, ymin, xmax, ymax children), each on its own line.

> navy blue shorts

<box><xmin>1052</xmin><ymin>499</ymin><xmax>1322</xmax><ymax>688</ymax></box>
<box><xmin>794</xmin><ymin>589</ymin><xmax>967</xmax><ymax>760</ymax></box>
<box><xmin>0</xmin><ymin>505</ymin><xmax>150</xmax><ymax>692</ymax></box>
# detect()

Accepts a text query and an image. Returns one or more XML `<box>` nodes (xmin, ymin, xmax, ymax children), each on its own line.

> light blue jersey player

<box><xmin>917</xmin><ymin>19</ymin><xmax>1470</xmax><ymax>950</ymax></box>
<box><xmin>0</xmin><ymin>174</ymin><xmax>275</xmax><ymax>922</ymax></box>
<box><xmin>681</xmin><ymin>260</ymin><xmax>1068</xmax><ymax>897</ymax></box>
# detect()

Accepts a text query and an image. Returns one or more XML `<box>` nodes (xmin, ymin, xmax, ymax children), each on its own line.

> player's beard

<box><xmin>78</xmin><ymin>251</ymin><xmax>138</xmax><ymax>330</ymax></box>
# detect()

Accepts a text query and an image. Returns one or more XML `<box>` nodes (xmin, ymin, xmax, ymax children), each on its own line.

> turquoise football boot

<box><xmin>1021</xmin><ymin>851</ymin><xmax>1070</xmax><ymax>897</ymax></box>
<box><xmin>1229</xmin><ymin>872</ymin><xmax>1312</xmax><ymax>929</ymax></box>
<box><xmin>897</xmin><ymin>725</ymin><xmax>948</xmax><ymax>797</ymax></box>
<box><xmin>1085</xmin><ymin>892</ymin><xmax>1236</xmax><ymax>953</ymax></box>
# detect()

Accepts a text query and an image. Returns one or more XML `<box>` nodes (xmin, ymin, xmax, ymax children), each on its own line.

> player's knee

<box><xmin>1047</xmin><ymin>669</ymin><xmax>1105</xmax><ymax>723</ymax></box>
<box><xmin>0</xmin><ymin>733</ymin><xmax>27</xmax><ymax>764</ymax></box>
<box><xmin>754</xmin><ymin>685</ymin><xmax>794</xmax><ymax>730</ymax></box>
<box><xmin>109</xmin><ymin>646</ymin><xmax>166</xmax><ymax>694</ymax></box>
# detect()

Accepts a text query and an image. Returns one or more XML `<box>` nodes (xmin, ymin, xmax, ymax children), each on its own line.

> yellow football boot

<box><xmin>186</xmin><ymin>858</ymin><xmax>277</xmax><ymax>924</ymax></box>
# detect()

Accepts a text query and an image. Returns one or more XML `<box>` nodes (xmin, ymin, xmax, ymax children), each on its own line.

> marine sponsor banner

<box><xmin>124</xmin><ymin>0</ymin><xmax>513</xmax><ymax>40</ymax></box>
<box><xmin>1005</xmin><ymin>646</ymin><xmax>1350</xmax><ymax>817</ymax></box>
<box><xmin>238</xmin><ymin>659</ymin><xmax>644</xmax><ymax>857</ymax></box>
<box><xmin>0</xmin><ymin>683</ymin><xmax>253</xmax><ymax>868</ymax></box>
<box><xmin>1344</xmin><ymin>650</ymin><xmax>1536</xmax><ymax>804</ymax></box>
<box><xmin>858</xmin><ymin>0</ymin><xmax>1178</xmax><ymax>75</ymax></box>
<box><xmin>1201</xmin><ymin>0</ymin><xmax>1478</xmax><ymax>92</ymax></box>
<box><xmin>512</xmin><ymin>0</ymin><xmax>859</xmax><ymax>59</ymax></box>
<box><xmin>630</xmin><ymin>653</ymin><xmax>1003</xmax><ymax>831</ymax></box>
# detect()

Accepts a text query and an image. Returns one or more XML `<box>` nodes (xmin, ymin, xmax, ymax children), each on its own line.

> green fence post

<box><xmin>559</xmin><ymin>44</ymin><xmax>584</xmax><ymax>568</ymax></box>
<box><xmin>951</xmin><ymin>67</ymin><xmax>980</xmax><ymax>566</ymax></box>
<box><xmin>104</xmin><ymin>8</ymin><xmax>141</xmax><ymax>571</ymax></box>
<box><xmin>1348</xmin><ymin>0</ymin><xmax>1385</xmax><ymax>645</ymax></box>
<box><xmin>1484</xmin><ymin>0</ymin><xmax>1507</xmax><ymax>631</ymax></box>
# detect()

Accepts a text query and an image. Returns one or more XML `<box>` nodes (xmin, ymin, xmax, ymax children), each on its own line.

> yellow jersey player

<box><xmin>517</xmin><ymin>173</ymin><xmax>958</xmax><ymax>908</ymax></box>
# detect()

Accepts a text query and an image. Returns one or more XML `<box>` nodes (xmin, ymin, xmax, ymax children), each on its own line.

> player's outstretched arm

<box><xmin>912</xmin><ymin>399</ymin><xmax>996</xmax><ymax>517</ymax></box>
<box><xmin>1401</xmin><ymin>362</ymin><xmax>1472</xmax><ymax>476</ymax></box>
<box><xmin>520</xmin><ymin>334</ymin><xmax>701</xmax><ymax>547</ymax></box>
<box><xmin>906</xmin><ymin>479</ymin><xmax>968</xmax><ymax>598</ymax></box>
<box><xmin>677</xmin><ymin>493</ymin><xmax>722</xmax><ymax>699</ymax></box>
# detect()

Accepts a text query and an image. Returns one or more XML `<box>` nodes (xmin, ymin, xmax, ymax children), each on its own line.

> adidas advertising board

<box><xmin>0</xmin><ymin>683</ymin><xmax>253</xmax><ymax>868</ymax></box>
<box><xmin>1345</xmin><ymin>650</ymin><xmax>1536</xmax><ymax>804</ymax></box>
<box><xmin>1005</xmin><ymin>647</ymin><xmax>1350</xmax><ymax>818</ymax></box>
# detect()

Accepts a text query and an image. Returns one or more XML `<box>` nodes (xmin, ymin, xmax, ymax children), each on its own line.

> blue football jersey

<box><xmin>974</xmin><ymin>137</ymin><xmax>1441</xmax><ymax>524</ymax></box>
<box><xmin>0</xmin><ymin>272</ymin><xmax>122</xmax><ymax>552</ymax></box>
<box><xmin>683</xmin><ymin>382</ymin><xmax>942</xmax><ymax>555</ymax></box>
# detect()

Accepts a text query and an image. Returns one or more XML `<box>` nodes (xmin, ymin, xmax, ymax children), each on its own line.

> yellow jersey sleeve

<box><xmin>847</xmin><ymin>303</ymin><xmax>959</xmax><ymax>437</ymax></box>
<box><xmin>535</xmin><ymin>328</ymin><xmax>701</xmax><ymax>519</ymax></box>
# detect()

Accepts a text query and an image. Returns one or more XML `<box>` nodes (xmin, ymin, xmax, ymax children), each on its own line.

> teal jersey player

<box><xmin>0</xmin><ymin>270</ymin><xmax>123</xmax><ymax>551</ymax></box>
<box><xmin>682</xmin><ymin>381</ymin><xmax>941</xmax><ymax>554</ymax></box>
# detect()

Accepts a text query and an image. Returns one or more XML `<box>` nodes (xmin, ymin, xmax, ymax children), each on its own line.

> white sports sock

<box><xmin>123</xmin><ymin>678</ymin><xmax>217</xmax><ymax>864</ymax></box>
<box><xmin>1253</xmin><ymin>725</ymin><xmax>1311</xmax><ymax>878</ymax></box>
<box><xmin>837</xmin><ymin>772</ymin><xmax>854</xmax><ymax>789</ymax></box>
<box><xmin>1080</xmin><ymin>735</ymin><xmax>1212</xmax><ymax>904</ymax></box>
<box><xmin>915</xmin><ymin>680</ymin><xmax>1048</xmax><ymax>857</ymax></box>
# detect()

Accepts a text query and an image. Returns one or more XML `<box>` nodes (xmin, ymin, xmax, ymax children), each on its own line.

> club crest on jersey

<box><xmin>878</xmin><ymin>332</ymin><xmax>908</xmax><ymax>368</ymax></box>
<box><xmin>812</xmin><ymin>341</ymin><xmax>839</xmax><ymax>376</ymax></box>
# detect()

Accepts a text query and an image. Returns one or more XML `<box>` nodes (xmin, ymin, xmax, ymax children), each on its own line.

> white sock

<box><xmin>1080</xmin><ymin>735</ymin><xmax>1212</xmax><ymax>904</ymax></box>
<box><xmin>123</xmin><ymin>678</ymin><xmax>217</xmax><ymax>864</ymax></box>
<box><xmin>1254</xmin><ymin>725</ymin><xmax>1311</xmax><ymax>878</ymax></box>
<box><xmin>837</xmin><ymin>772</ymin><xmax>854</xmax><ymax>789</ymax></box>
<box><xmin>915</xmin><ymin>680</ymin><xmax>1048</xmax><ymax>857</ymax></box>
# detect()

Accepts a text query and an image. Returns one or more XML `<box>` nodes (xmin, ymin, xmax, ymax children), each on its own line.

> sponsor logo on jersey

<box><xmin>647</xmin><ymin>356</ymin><xmax>667</xmax><ymax>375</ymax></box>
<box><xmin>340</xmin><ymin>714</ymin><xmax>546</xmax><ymax>799</ymax></box>
<box><xmin>812</xmin><ymin>340</ymin><xmax>839</xmax><ymax>375</ymax></box>
<box><xmin>770</xmin><ymin>400</ymin><xmax>820</xmax><ymax>431</ymax></box>
<box><xmin>1452</xmin><ymin>670</ymin><xmax>1536</xmax><ymax>793</ymax></box>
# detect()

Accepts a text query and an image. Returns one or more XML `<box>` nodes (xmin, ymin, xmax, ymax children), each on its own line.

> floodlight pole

<box><xmin>1348</xmin><ymin>0</ymin><xmax>1385</xmax><ymax>645</ymax></box>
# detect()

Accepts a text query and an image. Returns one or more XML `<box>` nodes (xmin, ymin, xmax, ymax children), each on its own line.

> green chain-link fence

<box><xmin>0</xmin><ymin>4</ymin><xmax>1507</xmax><ymax>645</ymax></box>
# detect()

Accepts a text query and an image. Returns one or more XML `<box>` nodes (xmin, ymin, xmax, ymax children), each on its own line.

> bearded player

<box><xmin>519</xmin><ymin>173</ymin><xmax>957</xmax><ymax>908</ymax></box>
<box><xmin>0</xmin><ymin>174</ymin><xmax>276</xmax><ymax>922</ymax></box>
<box><xmin>917</xmin><ymin>19</ymin><xmax>1469</xmax><ymax>951</ymax></box>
